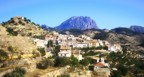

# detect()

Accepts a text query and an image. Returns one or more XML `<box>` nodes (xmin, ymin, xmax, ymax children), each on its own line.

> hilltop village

<box><xmin>32</xmin><ymin>31</ymin><xmax>122</xmax><ymax>77</ymax></box>
<box><xmin>35</xmin><ymin>31</ymin><xmax>122</xmax><ymax>57</ymax></box>
<box><xmin>1</xmin><ymin>16</ymin><xmax>144</xmax><ymax>77</ymax></box>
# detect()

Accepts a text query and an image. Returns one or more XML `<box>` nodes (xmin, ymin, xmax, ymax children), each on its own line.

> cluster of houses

<box><xmin>33</xmin><ymin>31</ymin><xmax>122</xmax><ymax>77</ymax></box>
<box><xmin>34</xmin><ymin>31</ymin><xmax>122</xmax><ymax>59</ymax></box>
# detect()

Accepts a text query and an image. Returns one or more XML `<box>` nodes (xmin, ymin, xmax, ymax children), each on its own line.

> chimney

<box><xmin>97</xmin><ymin>58</ymin><xmax>99</xmax><ymax>62</ymax></box>
<box><xmin>101</xmin><ymin>58</ymin><xmax>105</xmax><ymax>63</ymax></box>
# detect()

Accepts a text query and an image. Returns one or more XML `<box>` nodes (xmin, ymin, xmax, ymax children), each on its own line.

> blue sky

<box><xmin>0</xmin><ymin>0</ymin><xmax>144</xmax><ymax>29</ymax></box>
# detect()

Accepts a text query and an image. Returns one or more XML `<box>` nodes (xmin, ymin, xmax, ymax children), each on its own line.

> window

<box><xmin>65</xmin><ymin>54</ymin><xmax>66</xmax><ymax>56</ymax></box>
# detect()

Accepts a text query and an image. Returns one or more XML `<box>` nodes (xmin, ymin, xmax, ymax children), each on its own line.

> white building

<box><xmin>58</xmin><ymin>51</ymin><xmax>71</xmax><ymax>57</ymax></box>
<box><xmin>72</xmin><ymin>50</ymin><xmax>83</xmax><ymax>60</ymax></box>
<box><xmin>93</xmin><ymin>57</ymin><xmax>110</xmax><ymax>77</ymax></box>
<box><xmin>88</xmin><ymin>40</ymin><xmax>99</xmax><ymax>47</ymax></box>
<box><xmin>108</xmin><ymin>44</ymin><xmax>122</xmax><ymax>52</ymax></box>
<box><xmin>94</xmin><ymin>57</ymin><xmax>109</xmax><ymax>69</ymax></box>
<box><xmin>58</xmin><ymin>45</ymin><xmax>71</xmax><ymax>57</ymax></box>
<box><xmin>74</xmin><ymin>43</ymin><xmax>88</xmax><ymax>48</ymax></box>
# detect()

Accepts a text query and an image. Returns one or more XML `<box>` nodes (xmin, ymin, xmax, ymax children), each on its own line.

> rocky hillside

<box><xmin>92</xmin><ymin>28</ymin><xmax>144</xmax><ymax>52</ymax></box>
<box><xmin>0</xmin><ymin>25</ymin><xmax>39</xmax><ymax>60</ymax></box>
<box><xmin>130</xmin><ymin>25</ymin><xmax>144</xmax><ymax>33</ymax></box>
<box><xmin>0</xmin><ymin>16</ymin><xmax>48</xmax><ymax>60</ymax></box>
<box><xmin>111</xmin><ymin>27</ymin><xmax>138</xmax><ymax>36</ymax></box>
<box><xmin>0</xmin><ymin>25</ymin><xmax>8</xmax><ymax>35</ymax></box>
<box><xmin>1</xmin><ymin>16</ymin><xmax>48</xmax><ymax>38</ymax></box>
<box><xmin>0</xmin><ymin>35</ymin><xmax>38</xmax><ymax>54</ymax></box>
<box><xmin>55</xmin><ymin>16</ymin><xmax>98</xmax><ymax>30</ymax></box>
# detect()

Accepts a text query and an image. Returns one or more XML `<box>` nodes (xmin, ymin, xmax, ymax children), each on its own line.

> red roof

<box><xmin>94</xmin><ymin>62</ymin><xmax>106</xmax><ymax>67</ymax></box>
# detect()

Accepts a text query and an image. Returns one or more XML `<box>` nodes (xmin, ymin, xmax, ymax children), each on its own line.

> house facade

<box><xmin>74</xmin><ymin>43</ymin><xmax>88</xmax><ymax>48</ymax></box>
<box><xmin>72</xmin><ymin>49</ymin><xmax>83</xmax><ymax>60</ymax></box>
<box><xmin>58</xmin><ymin>45</ymin><xmax>71</xmax><ymax>57</ymax></box>
<box><xmin>108</xmin><ymin>44</ymin><xmax>122</xmax><ymax>52</ymax></box>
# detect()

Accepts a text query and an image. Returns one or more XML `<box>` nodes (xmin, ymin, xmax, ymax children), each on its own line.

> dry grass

<box><xmin>0</xmin><ymin>25</ymin><xmax>7</xmax><ymax>35</ymax></box>
<box><xmin>0</xmin><ymin>35</ymin><xmax>37</xmax><ymax>54</ymax></box>
<box><xmin>0</xmin><ymin>64</ymin><xmax>27</xmax><ymax>72</ymax></box>
<box><xmin>25</xmin><ymin>67</ymin><xmax>58</xmax><ymax>77</ymax></box>
<box><xmin>0</xmin><ymin>28</ymin><xmax>39</xmax><ymax>60</ymax></box>
<box><xmin>0</xmin><ymin>24</ymin><xmax>38</xmax><ymax>55</ymax></box>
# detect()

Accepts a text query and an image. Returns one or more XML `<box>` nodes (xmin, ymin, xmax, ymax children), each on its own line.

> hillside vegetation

<box><xmin>0</xmin><ymin>26</ymin><xmax>39</xmax><ymax>61</ymax></box>
<box><xmin>0</xmin><ymin>16</ymin><xmax>48</xmax><ymax>61</ymax></box>
<box><xmin>1</xmin><ymin>16</ymin><xmax>47</xmax><ymax>38</ymax></box>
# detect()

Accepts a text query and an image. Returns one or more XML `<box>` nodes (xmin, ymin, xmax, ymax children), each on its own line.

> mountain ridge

<box><xmin>130</xmin><ymin>25</ymin><xmax>144</xmax><ymax>33</ymax></box>
<box><xmin>55</xmin><ymin>16</ymin><xmax>98</xmax><ymax>30</ymax></box>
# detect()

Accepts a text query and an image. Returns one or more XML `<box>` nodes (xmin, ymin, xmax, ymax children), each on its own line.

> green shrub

<box><xmin>6</xmin><ymin>28</ymin><xmax>18</xmax><ymax>36</ymax></box>
<box><xmin>111</xmin><ymin>70</ymin><xmax>122</xmax><ymax>77</ymax></box>
<box><xmin>4</xmin><ymin>72</ymin><xmax>24</xmax><ymax>77</ymax></box>
<box><xmin>53</xmin><ymin>45</ymin><xmax>60</xmax><ymax>56</ymax></box>
<box><xmin>58</xmin><ymin>73</ymin><xmax>70</xmax><ymax>77</ymax></box>
<box><xmin>37</xmin><ymin>58</ymin><xmax>54</xmax><ymax>69</ymax></box>
<box><xmin>37</xmin><ymin>48</ymin><xmax>46</xmax><ymax>56</ymax></box>
<box><xmin>0</xmin><ymin>49</ymin><xmax>8</xmax><ymax>61</ymax></box>
<box><xmin>80</xmin><ymin>58</ymin><xmax>89</xmax><ymax>66</ymax></box>
<box><xmin>84</xmin><ymin>51</ymin><xmax>99</xmax><ymax>56</ymax></box>
<box><xmin>70</xmin><ymin>55</ymin><xmax>79</xmax><ymax>67</ymax></box>
<box><xmin>3</xmin><ymin>67</ymin><xmax>26</xmax><ymax>77</ymax></box>
<box><xmin>117</xmin><ymin>65</ymin><xmax>128</xmax><ymax>76</ymax></box>
<box><xmin>47</xmin><ymin>40</ymin><xmax>53</xmax><ymax>47</ymax></box>
<box><xmin>54</xmin><ymin>57</ymin><xmax>71</xmax><ymax>67</ymax></box>
<box><xmin>14</xmin><ymin>67</ymin><xmax>26</xmax><ymax>74</ymax></box>
<box><xmin>93</xmin><ymin>32</ymin><xmax>109</xmax><ymax>40</ymax></box>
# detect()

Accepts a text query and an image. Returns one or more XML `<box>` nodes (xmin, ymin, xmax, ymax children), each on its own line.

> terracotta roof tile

<box><xmin>94</xmin><ymin>62</ymin><xmax>106</xmax><ymax>67</ymax></box>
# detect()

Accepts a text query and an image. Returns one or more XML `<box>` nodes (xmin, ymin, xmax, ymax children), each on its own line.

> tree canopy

<box><xmin>80</xmin><ymin>58</ymin><xmax>89</xmax><ymax>66</ymax></box>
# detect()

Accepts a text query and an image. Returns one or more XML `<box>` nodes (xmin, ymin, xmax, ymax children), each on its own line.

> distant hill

<box><xmin>1</xmin><ymin>16</ymin><xmax>47</xmax><ymax>39</ymax></box>
<box><xmin>111</xmin><ymin>27</ymin><xmax>138</xmax><ymax>36</ymax></box>
<box><xmin>130</xmin><ymin>25</ymin><xmax>144</xmax><ymax>33</ymax></box>
<box><xmin>92</xmin><ymin>28</ymin><xmax>144</xmax><ymax>52</ymax></box>
<box><xmin>59</xmin><ymin>29</ymin><xmax>83</xmax><ymax>36</ymax></box>
<box><xmin>41</xmin><ymin>24</ymin><xmax>55</xmax><ymax>31</ymax></box>
<box><xmin>59</xmin><ymin>28</ymin><xmax>104</xmax><ymax>37</ymax></box>
<box><xmin>55</xmin><ymin>16</ymin><xmax>98</xmax><ymax>30</ymax></box>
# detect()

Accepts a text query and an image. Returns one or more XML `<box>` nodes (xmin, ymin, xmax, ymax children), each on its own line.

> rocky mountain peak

<box><xmin>55</xmin><ymin>16</ymin><xmax>98</xmax><ymax>30</ymax></box>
